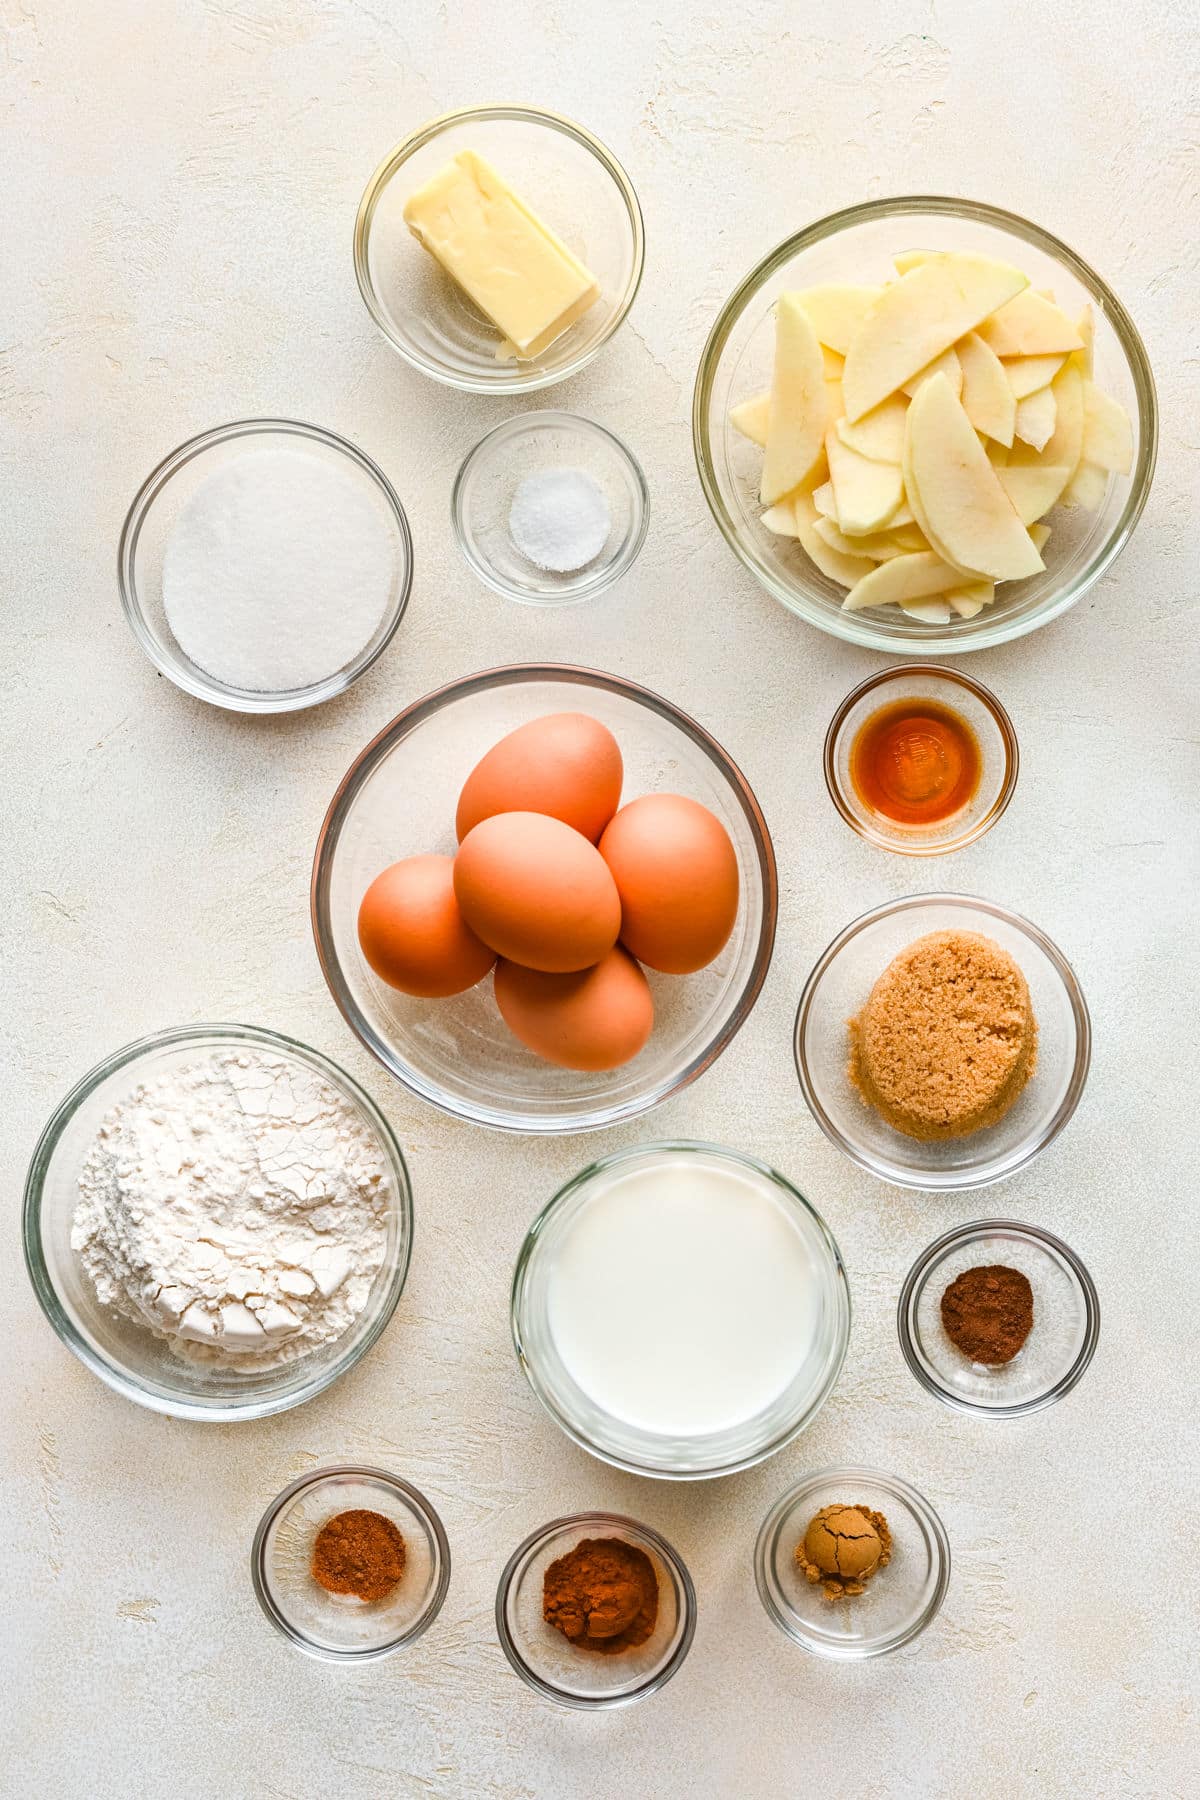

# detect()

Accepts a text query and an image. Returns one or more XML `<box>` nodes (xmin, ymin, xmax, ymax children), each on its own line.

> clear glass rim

<box><xmin>310</xmin><ymin>665</ymin><xmax>779</xmax><ymax>1134</ymax></box>
<box><xmin>493</xmin><ymin>1509</ymin><xmax>697</xmax><ymax>1708</ymax></box>
<box><xmin>793</xmin><ymin>891</ymin><xmax>1092</xmax><ymax>1190</ymax></box>
<box><xmin>692</xmin><ymin>194</ymin><xmax>1159</xmax><ymax>654</ymax></box>
<box><xmin>823</xmin><ymin>662</ymin><xmax>1020</xmax><ymax>856</ymax></box>
<box><xmin>896</xmin><ymin>1218</ymin><xmax>1100</xmax><ymax>1417</ymax></box>
<box><xmin>754</xmin><ymin>1465</ymin><xmax>951</xmax><ymax>1659</ymax></box>
<box><xmin>116</xmin><ymin>417</ymin><xmax>414</xmax><ymax>714</ymax></box>
<box><xmin>509</xmin><ymin>1139</ymin><xmax>852</xmax><ymax>1478</ymax></box>
<box><xmin>353</xmin><ymin>104</ymin><xmax>646</xmax><ymax>395</ymax></box>
<box><xmin>250</xmin><ymin>1465</ymin><xmax>451</xmax><ymax>1662</ymax></box>
<box><xmin>450</xmin><ymin>410</ymin><xmax>651</xmax><ymax>605</ymax></box>
<box><xmin>22</xmin><ymin>1022</ymin><xmax>414</xmax><ymax>1421</ymax></box>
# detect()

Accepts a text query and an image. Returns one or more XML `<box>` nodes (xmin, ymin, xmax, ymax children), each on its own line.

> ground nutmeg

<box><xmin>941</xmin><ymin>1263</ymin><xmax>1034</xmax><ymax>1365</ymax></box>
<box><xmin>542</xmin><ymin>1536</ymin><xmax>659</xmax><ymax>1654</ymax></box>
<box><xmin>311</xmin><ymin>1508</ymin><xmax>407</xmax><ymax>1603</ymax></box>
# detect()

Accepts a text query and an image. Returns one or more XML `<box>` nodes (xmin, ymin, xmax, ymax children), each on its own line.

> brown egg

<box><xmin>495</xmin><ymin>947</ymin><xmax>654</xmax><ymax>1071</ymax></box>
<box><xmin>599</xmin><ymin>794</ymin><xmax>739</xmax><ymax>974</ymax></box>
<box><xmin>455</xmin><ymin>712</ymin><xmax>623</xmax><ymax>843</ymax></box>
<box><xmin>357</xmin><ymin>855</ymin><xmax>496</xmax><ymax>998</ymax></box>
<box><xmin>454</xmin><ymin>812</ymin><xmax>621</xmax><ymax>973</ymax></box>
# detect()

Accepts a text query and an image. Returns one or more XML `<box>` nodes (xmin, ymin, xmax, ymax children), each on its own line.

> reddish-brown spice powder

<box><xmin>941</xmin><ymin>1264</ymin><xmax>1034</xmax><ymax>1364</ymax></box>
<box><xmin>311</xmin><ymin>1508</ymin><xmax>407</xmax><ymax>1603</ymax></box>
<box><xmin>543</xmin><ymin>1537</ymin><xmax>659</xmax><ymax>1654</ymax></box>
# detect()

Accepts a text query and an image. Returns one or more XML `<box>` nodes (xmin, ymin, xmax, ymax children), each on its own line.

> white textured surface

<box><xmin>3</xmin><ymin>3</ymin><xmax>1197</xmax><ymax>1795</ymax></box>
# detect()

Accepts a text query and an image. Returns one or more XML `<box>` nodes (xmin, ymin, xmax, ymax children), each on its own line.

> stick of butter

<box><xmin>402</xmin><ymin>150</ymin><xmax>600</xmax><ymax>360</ymax></box>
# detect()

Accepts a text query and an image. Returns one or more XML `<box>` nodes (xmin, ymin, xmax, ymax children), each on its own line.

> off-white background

<box><xmin>3</xmin><ymin>3</ymin><xmax>1197</xmax><ymax>1795</ymax></box>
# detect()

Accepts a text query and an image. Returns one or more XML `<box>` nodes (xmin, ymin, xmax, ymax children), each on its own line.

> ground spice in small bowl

<box><xmin>543</xmin><ymin>1536</ymin><xmax>659</xmax><ymax>1654</ymax></box>
<box><xmin>796</xmin><ymin>1504</ymin><xmax>892</xmax><ymax>1599</ymax></box>
<box><xmin>312</xmin><ymin>1508</ymin><xmax>407</xmax><ymax>1603</ymax></box>
<box><xmin>941</xmin><ymin>1263</ymin><xmax>1035</xmax><ymax>1364</ymax></box>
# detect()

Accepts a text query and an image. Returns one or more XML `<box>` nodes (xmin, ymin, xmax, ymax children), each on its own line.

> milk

<box><xmin>546</xmin><ymin>1153</ymin><xmax>821</xmax><ymax>1437</ymax></box>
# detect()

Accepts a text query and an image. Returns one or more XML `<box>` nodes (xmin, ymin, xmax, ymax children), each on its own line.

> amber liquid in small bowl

<box><xmin>849</xmin><ymin>698</ymin><xmax>981</xmax><ymax>828</ymax></box>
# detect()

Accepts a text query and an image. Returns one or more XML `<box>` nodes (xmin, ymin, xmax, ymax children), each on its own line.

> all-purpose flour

<box><xmin>162</xmin><ymin>445</ymin><xmax>398</xmax><ymax>692</ymax></box>
<box><xmin>71</xmin><ymin>1050</ymin><xmax>391</xmax><ymax>1369</ymax></box>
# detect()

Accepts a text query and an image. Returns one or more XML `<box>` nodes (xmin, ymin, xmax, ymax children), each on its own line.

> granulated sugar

<box><xmin>162</xmin><ymin>445</ymin><xmax>398</xmax><ymax>692</ymax></box>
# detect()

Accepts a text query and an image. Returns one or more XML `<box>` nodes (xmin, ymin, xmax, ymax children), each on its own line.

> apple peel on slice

<box><xmin>760</xmin><ymin>295</ymin><xmax>828</xmax><ymax>504</ymax></box>
<box><xmin>842</xmin><ymin>252</ymin><xmax>1027</xmax><ymax>421</ymax></box>
<box><xmin>905</xmin><ymin>372</ymin><xmax>1044</xmax><ymax>581</ymax></box>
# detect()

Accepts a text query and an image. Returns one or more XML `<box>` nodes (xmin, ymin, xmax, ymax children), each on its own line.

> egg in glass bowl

<box><xmin>311</xmin><ymin>666</ymin><xmax>777</xmax><ymax>1134</ymax></box>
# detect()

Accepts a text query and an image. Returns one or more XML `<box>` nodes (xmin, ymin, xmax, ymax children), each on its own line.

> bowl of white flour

<box><xmin>118</xmin><ymin>419</ymin><xmax>413</xmax><ymax>713</ymax></box>
<box><xmin>23</xmin><ymin>1023</ymin><xmax>413</xmax><ymax>1419</ymax></box>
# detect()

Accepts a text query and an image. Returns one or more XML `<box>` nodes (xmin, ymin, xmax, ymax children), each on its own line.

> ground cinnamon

<box><xmin>311</xmin><ymin>1508</ymin><xmax>407</xmax><ymax>1603</ymax></box>
<box><xmin>543</xmin><ymin>1536</ymin><xmax>659</xmax><ymax>1654</ymax></box>
<box><xmin>941</xmin><ymin>1264</ymin><xmax>1034</xmax><ymax>1364</ymax></box>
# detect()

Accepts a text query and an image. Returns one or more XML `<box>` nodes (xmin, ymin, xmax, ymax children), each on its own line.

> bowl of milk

<box><xmin>510</xmin><ymin>1141</ymin><xmax>851</xmax><ymax>1478</ymax></box>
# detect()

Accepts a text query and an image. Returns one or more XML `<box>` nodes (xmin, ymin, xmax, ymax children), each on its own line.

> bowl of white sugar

<box><xmin>118</xmin><ymin>419</ymin><xmax>413</xmax><ymax>713</ymax></box>
<box><xmin>23</xmin><ymin>1023</ymin><xmax>413</xmax><ymax>1419</ymax></box>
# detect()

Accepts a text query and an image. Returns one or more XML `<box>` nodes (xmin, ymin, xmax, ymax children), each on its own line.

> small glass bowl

<box><xmin>511</xmin><ymin>1143</ymin><xmax>851</xmax><ymax>1479</ymax></box>
<box><xmin>452</xmin><ymin>412</ymin><xmax>649</xmax><ymax>605</ymax></box>
<box><xmin>794</xmin><ymin>894</ymin><xmax>1091</xmax><ymax>1190</ymax></box>
<box><xmin>23</xmin><ymin>1024</ymin><xmax>413</xmax><ymax>1420</ymax></box>
<box><xmin>898</xmin><ymin>1219</ymin><xmax>1099</xmax><ymax>1416</ymax></box>
<box><xmin>312</xmin><ymin>666</ymin><xmax>777</xmax><ymax>1134</ymax></box>
<box><xmin>755</xmin><ymin>1467</ymin><xmax>950</xmax><ymax>1659</ymax></box>
<box><xmin>824</xmin><ymin>664</ymin><xmax>1018</xmax><ymax>855</ymax></box>
<box><xmin>694</xmin><ymin>197</ymin><xmax>1157</xmax><ymax>653</ymax></box>
<box><xmin>354</xmin><ymin>106</ymin><xmax>644</xmax><ymax>394</ymax></box>
<box><xmin>118</xmin><ymin>419</ymin><xmax>413</xmax><ymax>714</ymax></box>
<box><xmin>495</xmin><ymin>1512</ymin><xmax>696</xmax><ymax>1708</ymax></box>
<box><xmin>252</xmin><ymin>1467</ymin><xmax>450</xmax><ymax>1662</ymax></box>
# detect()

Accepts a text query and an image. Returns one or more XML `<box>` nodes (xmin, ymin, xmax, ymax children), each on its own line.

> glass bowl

<box><xmin>755</xmin><ymin>1467</ymin><xmax>950</xmax><ymax>1659</ymax></box>
<box><xmin>22</xmin><ymin>1024</ymin><xmax>413</xmax><ymax>1420</ymax></box>
<box><xmin>452</xmin><ymin>412</ymin><xmax>649</xmax><ymax>605</ymax></box>
<box><xmin>794</xmin><ymin>895</ymin><xmax>1090</xmax><ymax>1190</ymax></box>
<box><xmin>118</xmin><ymin>419</ymin><xmax>413</xmax><ymax>713</ymax></box>
<box><xmin>251</xmin><ymin>1467</ymin><xmax>450</xmax><ymax>1662</ymax></box>
<box><xmin>510</xmin><ymin>1142</ymin><xmax>851</xmax><ymax>1478</ymax></box>
<box><xmin>824</xmin><ymin>663</ymin><xmax>1019</xmax><ymax>855</ymax></box>
<box><xmin>311</xmin><ymin>666</ymin><xmax>777</xmax><ymax>1134</ymax></box>
<box><xmin>495</xmin><ymin>1512</ymin><xmax>695</xmax><ymax>1708</ymax></box>
<box><xmin>694</xmin><ymin>197</ymin><xmax>1157</xmax><ymax>653</ymax></box>
<box><xmin>354</xmin><ymin>105</ymin><xmax>644</xmax><ymax>394</ymax></box>
<box><xmin>898</xmin><ymin>1219</ymin><xmax>1099</xmax><ymax>1416</ymax></box>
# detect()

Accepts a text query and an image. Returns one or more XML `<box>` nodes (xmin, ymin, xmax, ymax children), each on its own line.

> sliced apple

<box><xmin>1062</xmin><ymin>461</ymin><xmax>1108</xmax><ymax>510</ymax></box>
<box><xmin>905</xmin><ymin>372</ymin><xmax>1044</xmax><ymax>580</ymax></box>
<box><xmin>825</xmin><ymin>428</ymin><xmax>904</xmax><ymax>535</ymax></box>
<box><xmin>793</xmin><ymin>491</ymin><xmax>875</xmax><ymax>587</ymax></box>
<box><xmin>842</xmin><ymin>548</ymin><xmax>972</xmax><ymax>612</ymax></box>
<box><xmin>842</xmin><ymin>253</ymin><xmax>1027</xmax><ymax>420</ymax></box>
<box><xmin>947</xmin><ymin>582</ymin><xmax>995</xmax><ymax>618</ymax></box>
<box><xmin>957</xmin><ymin>332</ymin><xmax>1015</xmax><ymax>445</ymax></box>
<box><xmin>900</xmin><ymin>598</ymin><xmax>953</xmax><ymax>622</ymax></box>
<box><xmin>902</xmin><ymin>345</ymin><xmax>963</xmax><ymax>400</ymax></box>
<box><xmin>812</xmin><ymin>480</ymin><xmax>838</xmax><ymax>520</ymax></box>
<box><xmin>761</xmin><ymin>501</ymin><xmax>800</xmax><ymax>536</ymax></box>
<box><xmin>760</xmin><ymin>295</ymin><xmax>828</xmax><ymax>504</ymax></box>
<box><xmin>835</xmin><ymin>393</ymin><xmax>907</xmax><ymax>463</ymax></box>
<box><xmin>825</xmin><ymin>379</ymin><xmax>846</xmax><ymax>426</ymax></box>
<box><xmin>813</xmin><ymin>516</ymin><xmax>912</xmax><ymax>560</ymax></box>
<box><xmin>1029</xmin><ymin>522</ymin><xmax>1051</xmax><ymax>552</ymax></box>
<box><xmin>1004</xmin><ymin>352</ymin><xmax>1066</xmax><ymax>399</ymax></box>
<box><xmin>792</xmin><ymin>284</ymin><xmax>884</xmax><ymax>355</ymax></box>
<box><xmin>985</xmin><ymin>437</ymin><xmax>1009</xmax><ymax>471</ymax></box>
<box><xmin>1014</xmin><ymin>386</ymin><xmax>1057</xmax><ymax>452</ymax></box>
<box><xmin>892</xmin><ymin>250</ymin><xmax>939</xmax><ymax>276</ymax></box>
<box><xmin>822</xmin><ymin>345</ymin><xmax>846</xmax><ymax>380</ymax></box>
<box><xmin>977</xmin><ymin>289</ymin><xmax>1084</xmax><ymax>357</ymax></box>
<box><xmin>998</xmin><ymin>362</ymin><xmax>1084</xmax><ymax>521</ymax></box>
<box><xmin>1071</xmin><ymin>303</ymin><xmax>1094</xmax><ymax>378</ymax></box>
<box><xmin>885</xmin><ymin>499</ymin><xmax>917</xmax><ymax>528</ymax></box>
<box><xmin>730</xmin><ymin>391</ymin><xmax>770</xmax><ymax>447</ymax></box>
<box><xmin>1082</xmin><ymin>381</ymin><xmax>1133</xmax><ymax>473</ymax></box>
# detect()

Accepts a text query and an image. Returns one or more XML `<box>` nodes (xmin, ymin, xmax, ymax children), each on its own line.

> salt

<box><xmin>162</xmin><ymin>446</ymin><xmax>398</xmax><ymax>693</ymax></box>
<box><xmin>508</xmin><ymin>466</ymin><xmax>611</xmax><ymax>573</ymax></box>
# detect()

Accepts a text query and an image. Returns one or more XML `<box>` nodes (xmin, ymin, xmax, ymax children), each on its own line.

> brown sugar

<box><xmin>848</xmin><ymin>929</ymin><xmax>1037</xmax><ymax>1141</ymax></box>
<box><xmin>796</xmin><ymin>1504</ymin><xmax>893</xmax><ymax>1599</ymax></box>
<box><xmin>543</xmin><ymin>1537</ymin><xmax>659</xmax><ymax>1654</ymax></box>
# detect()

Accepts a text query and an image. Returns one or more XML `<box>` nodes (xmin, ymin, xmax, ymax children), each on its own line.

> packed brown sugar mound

<box><xmin>849</xmin><ymin>929</ymin><xmax>1037</xmax><ymax>1141</ymax></box>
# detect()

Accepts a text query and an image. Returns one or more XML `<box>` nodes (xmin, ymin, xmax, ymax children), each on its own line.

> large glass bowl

<box><xmin>354</xmin><ymin>106</ymin><xmax>644</xmax><ymax>394</ymax></box>
<box><xmin>23</xmin><ymin>1024</ymin><xmax>413</xmax><ymax>1421</ymax></box>
<box><xmin>311</xmin><ymin>667</ymin><xmax>777</xmax><ymax>1134</ymax></box>
<box><xmin>694</xmin><ymin>197</ymin><xmax>1157</xmax><ymax>653</ymax></box>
